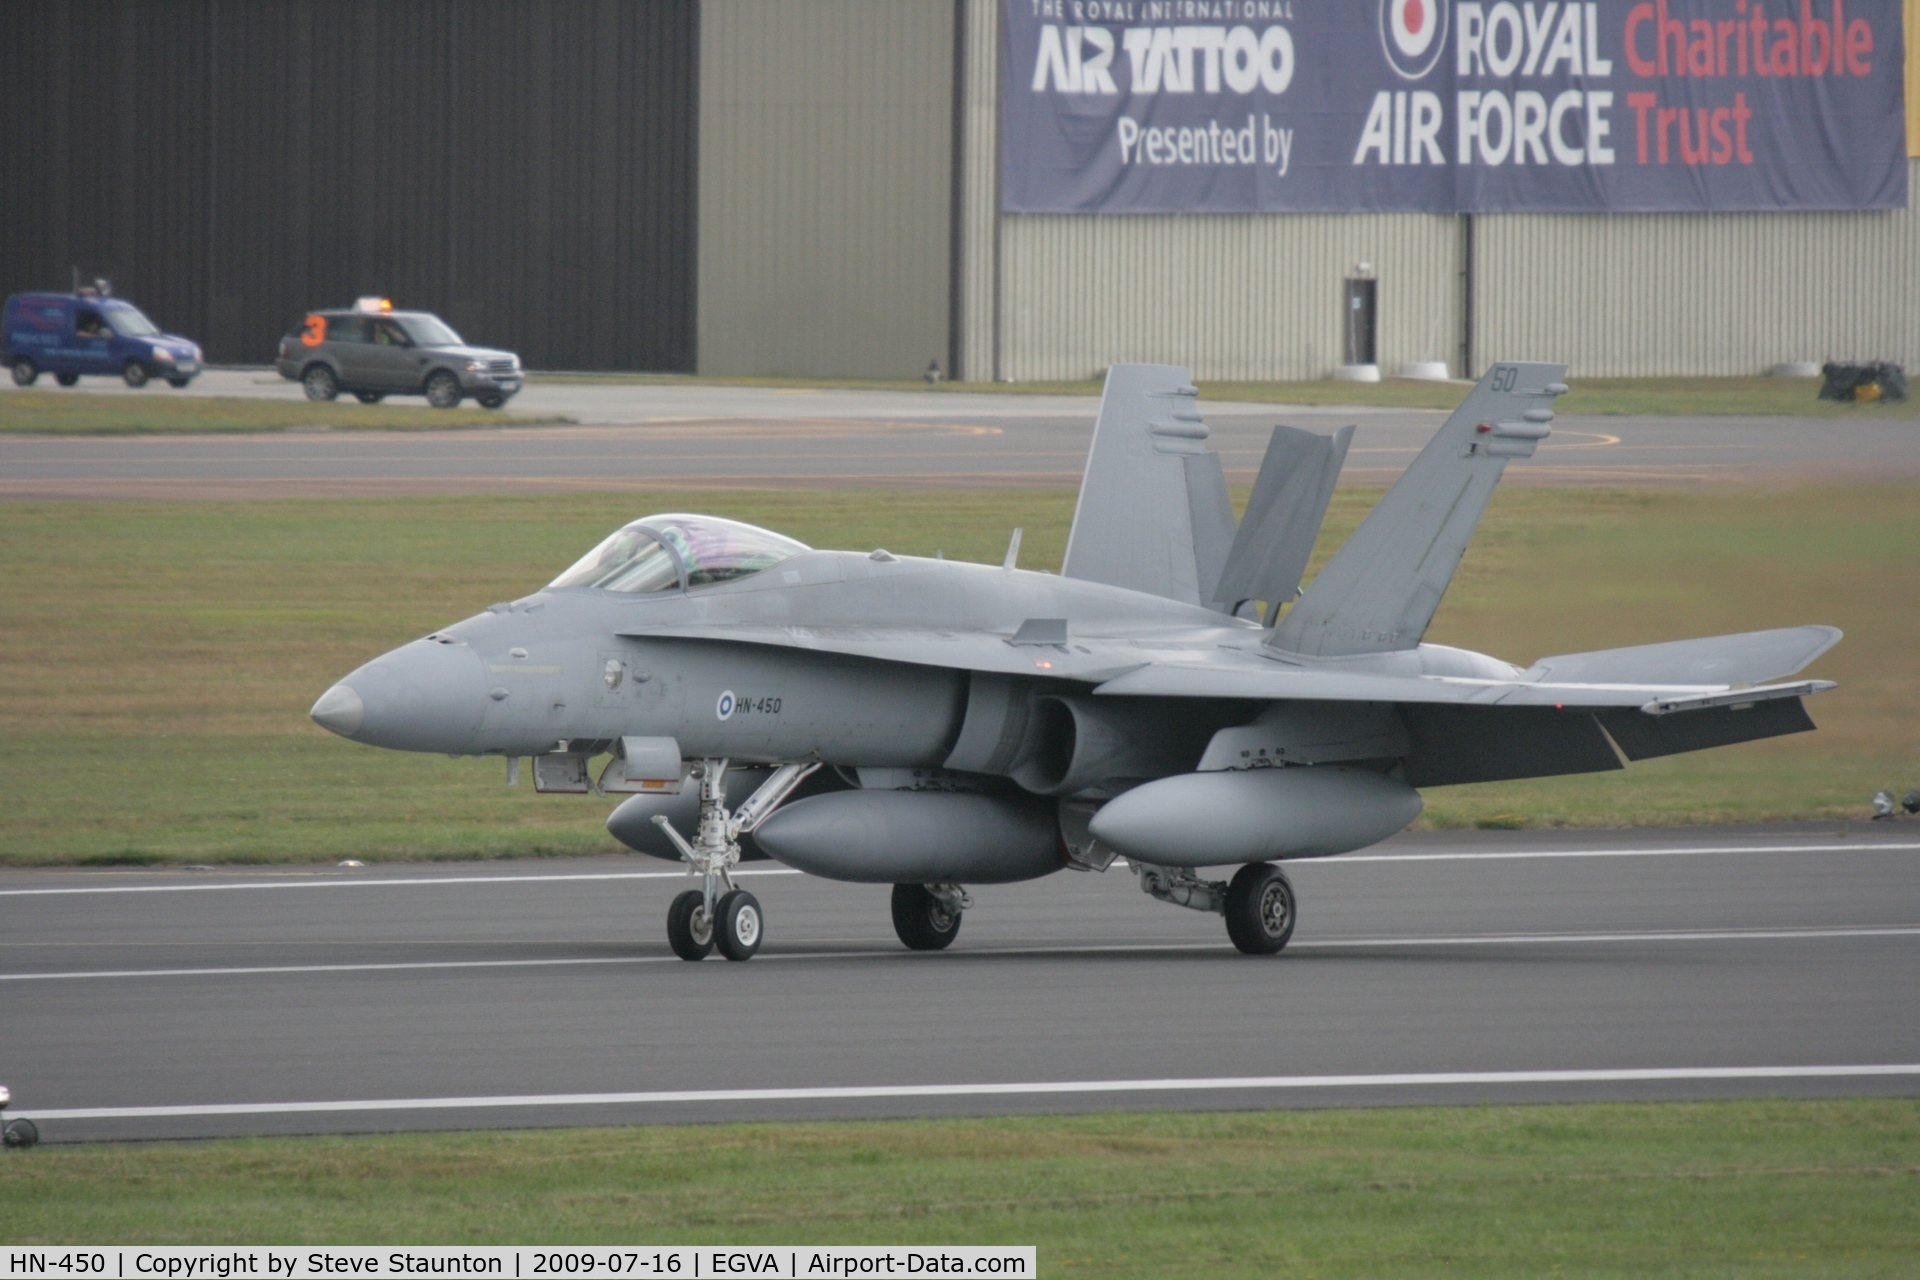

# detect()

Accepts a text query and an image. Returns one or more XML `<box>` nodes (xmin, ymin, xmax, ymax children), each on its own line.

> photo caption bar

<box><xmin>0</xmin><ymin>1248</ymin><xmax>1036</xmax><ymax>1280</ymax></box>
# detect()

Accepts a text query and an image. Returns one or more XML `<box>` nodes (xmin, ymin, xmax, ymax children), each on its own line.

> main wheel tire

<box><xmin>3</xmin><ymin>1118</ymin><xmax>38</xmax><ymax>1149</ymax></box>
<box><xmin>55</xmin><ymin>372</ymin><xmax>79</xmax><ymax>387</ymax></box>
<box><xmin>10</xmin><ymin>358</ymin><xmax>37</xmax><ymax>386</ymax></box>
<box><xmin>122</xmin><ymin>361</ymin><xmax>150</xmax><ymax>388</ymax></box>
<box><xmin>424</xmin><ymin>370</ymin><xmax>462</xmax><ymax>409</ymax></box>
<box><xmin>477</xmin><ymin>392</ymin><xmax>506</xmax><ymax>409</ymax></box>
<box><xmin>166</xmin><ymin>376</ymin><xmax>191</xmax><ymax>388</ymax></box>
<box><xmin>714</xmin><ymin>889</ymin><xmax>764</xmax><ymax>961</ymax></box>
<box><xmin>302</xmin><ymin>364</ymin><xmax>339</xmax><ymax>402</ymax></box>
<box><xmin>1224</xmin><ymin>863</ymin><xmax>1296</xmax><ymax>955</ymax></box>
<box><xmin>353</xmin><ymin>390</ymin><xmax>385</xmax><ymax>404</ymax></box>
<box><xmin>667</xmin><ymin>889</ymin><xmax>714</xmax><ymax>961</ymax></box>
<box><xmin>891</xmin><ymin>883</ymin><xmax>962</xmax><ymax>951</ymax></box>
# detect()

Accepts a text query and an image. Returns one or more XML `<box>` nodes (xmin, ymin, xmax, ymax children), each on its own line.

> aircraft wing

<box><xmin>1091</xmin><ymin>660</ymin><xmax>1831</xmax><ymax>711</ymax></box>
<box><xmin>622</xmin><ymin>622</ymin><xmax>1835</xmax><ymax>712</ymax></box>
<box><xmin>617</xmin><ymin>624</ymin><xmax>1150</xmax><ymax>684</ymax></box>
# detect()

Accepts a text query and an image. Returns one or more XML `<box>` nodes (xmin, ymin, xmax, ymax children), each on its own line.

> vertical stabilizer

<box><xmin>1212</xmin><ymin>424</ymin><xmax>1353</xmax><ymax>621</ymax></box>
<box><xmin>1062</xmin><ymin>365</ymin><xmax>1235</xmax><ymax>607</ymax></box>
<box><xmin>1269</xmin><ymin>362</ymin><xmax>1567</xmax><ymax>656</ymax></box>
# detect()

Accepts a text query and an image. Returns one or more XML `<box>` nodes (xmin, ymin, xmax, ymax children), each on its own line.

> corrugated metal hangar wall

<box><xmin>1</xmin><ymin>0</ymin><xmax>698</xmax><ymax>371</ymax></box>
<box><xmin>695</xmin><ymin>0</ymin><xmax>954</xmax><ymax>379</ymax></box>
<box><xmin>6</xmin><ymin>0</ymin><xmax>1913</xmax><ymax>379</ymax></box>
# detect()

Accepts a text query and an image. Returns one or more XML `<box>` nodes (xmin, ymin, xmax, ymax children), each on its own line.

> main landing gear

<box><xmin>652</xmin><ymin>759</ymin><xmax>817</xmax><ymax>962</ymax></box>
<box><xmin>891</xmin><ymin>882</ymin><xmax>970</xmax><ymax>950</ymax></box>
<box><xmin>1135</xmin><ymin>861</ymin><xmax>1296</xmax><ymax>955</ymax></box>
<box><xmin>0</xmin><ymin>1084</ymin><xmax>36</xmax><ymax>1149</ymax></box>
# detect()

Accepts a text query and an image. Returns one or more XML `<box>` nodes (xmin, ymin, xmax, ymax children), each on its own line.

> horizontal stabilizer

<box><xmin>1523</xmin><ymin>625</ymin><xmax>1842</xmax><ymax>688</ymax></box>
<box><xmin>1270</xmin><ymin>361</ymin><xmax>1567</xmax><ymax>657</ymax></box>
<box><xmin>1212</xmin><ymin>424</ymin><xmax>1353</xmax><ymax>620</ymax></box>
<box><xmin>1063</xmin><ymin>365</ymin><xmax>1236</xmax><ymax>607</ymax></box>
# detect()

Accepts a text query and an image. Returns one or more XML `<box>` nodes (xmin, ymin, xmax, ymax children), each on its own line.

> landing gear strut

<box><xmin>891</xmin><ymin>882</ymin><xmax>969</xmax><ymax>950</ymax></box>
<box><xmin>652</xmin><ymin>759</ymin><xmax>816</xmax><ymax>962</ymax></box>
<box><xmin>1134</xmin><ymin>860</ymin><xmax>1296</xmax><ymax>955</ymax></box>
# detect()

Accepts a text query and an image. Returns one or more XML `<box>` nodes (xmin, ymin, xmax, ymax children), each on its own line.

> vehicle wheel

<box><xmin>10</xmin><ymin>358</ymin><xmax>37</xmax><ymax>386</ymax></box>
<box><xmin>1224</xmin><ymin>863</ymin><xmax>1295</xmax><ymax>956</ymax></box>
<box><xmin>55</xmin><ymin>372</ymin><xmax>80</xmax><ymax>387</ymax></box>
<box><xmin>302</xmin><ymin>364</ymin><xmax>339</xmax><ymax>402</ymax></box>
<box><xmin>714</xmin><ymin>889</ymin><xmax>763</xmax><ymax>961</ymax></box>
<box><xmin>166</xmin><ymin>377</ymin><xmax>191</xmax><ymax>389</ymax></box>
<box><xmin>424</xmin><ymin>370</ymin><xmax>462</xmax><ymax>409</ymax></box>
<box><xmin>3</xmin><ymin>1118</ymin><xmax>38</xmax><ymax>1149</ymax></box>
<box><xmin>891</xmin><ymin>883</ymin><xmax>961</xmax><ymax>951</ymax></box>
<box><xmin>477</xmin><ymin>392</ymin><xmax>506</xmax><ymax>409</ymax></box>
<box><xmin>666</xmin><ymin>889</ymin><xmax>714</xmax><ymax>961</ymax></box>
<box><xmin>122</xmin><ymin>361</ymin><xmax>150</xmax><ymax>388</ymax></box>
<box><xmin>354</xmin><ymin>391</ymin><xmax>385</xmax><ymax>404</ymax></box>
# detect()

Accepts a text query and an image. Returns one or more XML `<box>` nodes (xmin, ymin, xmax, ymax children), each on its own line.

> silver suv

<box><xmin>276</xmin><ymin>307</ymin><xmax>522</xmax><ymax>409</ymax></box>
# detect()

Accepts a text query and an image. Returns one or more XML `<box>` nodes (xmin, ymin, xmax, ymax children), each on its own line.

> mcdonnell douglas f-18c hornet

<box><xmin>311</xmin><ymin>363</ymin><xmax>1840</xmax><ymax>960</ymax></box>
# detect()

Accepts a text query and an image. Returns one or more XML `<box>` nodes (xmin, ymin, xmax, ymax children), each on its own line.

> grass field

<box><xmin>527</xmin><ymin>371</ymin><xmax>1920</xmax><ymax>418</ymax></box>
<box><xmin>0</xmin><ymin>389</ymin><xmax>566</xmax><ymax>434</ymax></box>
<box><xmin>3</xmin><ymin>377</ymin><xmax>1913</xmax><ymax>436</ymax></box>
<box><xmin>0</xmin><ymin>484</ymin><xmax>1913</xmax><ymax>865</ymax></box>
<box><xmin>3</xmin><ymin>1100</ymin><xmax>1916</xmax><ymax>1274</ymax></box>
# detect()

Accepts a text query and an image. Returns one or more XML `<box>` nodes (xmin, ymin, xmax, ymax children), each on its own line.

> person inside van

<box><xmin>76</xmin><ymin>310</ymin><xmax>107</xmax><ymax>339</ymax></box>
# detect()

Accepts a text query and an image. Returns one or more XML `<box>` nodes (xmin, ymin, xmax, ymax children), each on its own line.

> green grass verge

<box><xmin>0</xmin><ymin>484</ymin><xmax>1912</xmax><ymax>865</ymax></box>
<box><xmin>528</xmin><ymin>371</ymin><xmax>1920</xmax><ymax>418</ymax></box>
<box><xmin>3</xmin><ymin>1100</ymin><xmax>1917</xmax><ymax>1274</ymax></box>
<box><xmin>0</xmin><ymin>389</ymin><xmax>568</xmax><ymax>434</ymax></box>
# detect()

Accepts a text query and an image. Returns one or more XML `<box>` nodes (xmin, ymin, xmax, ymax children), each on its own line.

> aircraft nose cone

<box><xmin>325</xmin><ymin>639</ymin><xmax>489</xmax><ymax>752</ymax></box>
<box><xmin>309</xmin><ymin>684</ymin><xmax>365</xmax><ymax>737</ymax></box>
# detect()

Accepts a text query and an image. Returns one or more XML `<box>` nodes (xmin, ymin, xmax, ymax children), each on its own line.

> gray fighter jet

<box><xmin>310</xmin><ymin>362</ymin><xmax>1839</xmax><ymax>959</ymax></box>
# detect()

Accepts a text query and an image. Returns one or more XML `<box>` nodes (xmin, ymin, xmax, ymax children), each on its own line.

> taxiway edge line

<box><xmin>20</xmin><ymin>1065</ymin><xmax>1920</xmax><ymax>1121</ymax></box>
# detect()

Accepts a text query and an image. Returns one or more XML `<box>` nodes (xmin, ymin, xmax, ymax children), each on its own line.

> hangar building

<box><xmin>7</xmin><ymin>0</ymin><xmax>1917</xmax><ymax>380</ymax></box>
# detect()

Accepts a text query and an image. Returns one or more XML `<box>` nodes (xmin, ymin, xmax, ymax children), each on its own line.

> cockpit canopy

<box><xmin>548</xmin><ymin>514</ymin><xmax>810</xmax><ymax>594</ymax></box>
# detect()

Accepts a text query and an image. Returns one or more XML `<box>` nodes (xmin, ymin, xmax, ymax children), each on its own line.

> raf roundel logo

<box><xmin>716</xmin><ymin>690</ymin><xmax>736</xmax><ymax>721</ymax></box>
<box><xmin>1380</xmin><ymin>0</ymin><xmax>1449</xmax><ymax>80</ymax></box>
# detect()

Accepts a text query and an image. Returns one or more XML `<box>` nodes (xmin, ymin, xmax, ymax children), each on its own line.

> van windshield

<box><xmin>396</xmin><ymin>314</ymin><xmax>463</xmax><ymax>347</ymax></box>
<box><xmin>105</xmin><ymin>304</ymin><xmax>160</xmax><ymax>337</ymax></box>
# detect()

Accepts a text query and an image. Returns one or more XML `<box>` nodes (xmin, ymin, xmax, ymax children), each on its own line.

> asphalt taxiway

<box><xmin>5</xmin><ymin>370</ymin><xmax>1918</xmax><ymax>497</ymax></box>
<box><xmin>3</xmin><ymin>826</ymin><xmax>1916</xmax><ymax>1143</ymax></box>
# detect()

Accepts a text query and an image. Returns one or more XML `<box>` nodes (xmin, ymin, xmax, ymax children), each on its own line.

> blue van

<box><xmin>5</xmin><ymin>292</ymin><xmax>203</xmax><ymax>389</ymax></box>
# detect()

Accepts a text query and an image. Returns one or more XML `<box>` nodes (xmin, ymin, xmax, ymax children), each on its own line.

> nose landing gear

<box><xmin>652</xmin><ymin>759</ymin><xmax>816</xmax><ymax>962</ymax></box>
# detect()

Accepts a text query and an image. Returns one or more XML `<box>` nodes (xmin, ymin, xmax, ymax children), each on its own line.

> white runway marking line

<box><xmin>19</xmin><ymin>1064</ymin><xmax>1920</xmax><ymax>1122</ymax></box>
<box><xmin>0</xmin><ymin>866</ymin><xmax>803</xmax><ymax>897</ymax></box>
<box><xmin>2</xmin><ymin>842</ymin><xmax>1917</xmax><ymax>898</ymax></box>
<box><xmin>1327</xmin><ymin>842</ymin><xmax>1920</xmax><ymax>864</ymax></box>
<box><xmin>5</xmin><ymin>924</ymin><xmax>1916</xmax><ymax>982</ymax></box>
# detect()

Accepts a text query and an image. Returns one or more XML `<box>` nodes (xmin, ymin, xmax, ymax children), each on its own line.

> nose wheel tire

<box><xmin>354</xmin><ymin>391</ymin><xmax>385</xmax><ymax>404</ymax></box>
<box><xmin>1224</xmin><ymin>863</ymin><xmax>1296</xmax><ymax>955</ymax></box>
<box><xmin>303</xmin><ymin>365</ymin><xmax>339</xmax><ymax>401</ymax></box>
<box><xmin>714</xmin><ymin>889</ymin><xmax>764</xmax><ymax>961</ymax></box>
<box><xmin>122</xmin><ymin>361</ymin><xmax>150</xmax><ymax>388</ymax></box>
<box><xmin>477</xmin><ymin>392</ymin><xmax>506</xmax><ymax>409</ymax></box>
<box><xmin>891</xmin><ymin>883</ymin><xmax>962</xmax><ymax>951</ymax></box>
<box><xmin>425</xmin><ymin>370</ymin><xmax>462</xmax><ymax>408</ymax></box>
<box><xmin>3</xmin><ymin>1118</ymin><xmax>38</xmax><ymax>1149</ymax></box>
<box><xmin>56</xmin><ymin>372</ymin><xmax>79</xmax><ymax>387</ymax></box>
<box><xmin>10</xmin><ymin>358</ymin><xmax>37</xmax><ymax>386</ymax></box>
<box><xmin>666</xmin><ymin>889</ymin><xmax>715</xmax><ymax>961</ymax></box>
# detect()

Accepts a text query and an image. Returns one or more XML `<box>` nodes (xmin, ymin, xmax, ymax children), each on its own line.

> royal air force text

<box><xmin>1030</xmin><ymin>1</ymin><xmax>1878</xmax><ymax>173</ymax></box>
